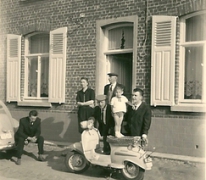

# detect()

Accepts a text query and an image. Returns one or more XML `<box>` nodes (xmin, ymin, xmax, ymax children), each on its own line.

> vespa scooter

<box><xmin>65</xmin><ymin>125</ymin><xmax>152</xmax><ymax>180</ymax></box>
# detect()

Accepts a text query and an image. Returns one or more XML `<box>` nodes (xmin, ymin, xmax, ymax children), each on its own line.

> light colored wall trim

<box><xmin>96</xmin><ymin>15</ymin><xmax>138</xmax><ymax>95</ymax></box>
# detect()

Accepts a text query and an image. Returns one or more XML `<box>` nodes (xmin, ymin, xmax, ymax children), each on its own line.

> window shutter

<box><xmin>6</xmin><ymin>34</ymin><xmax>21</xmax><ymax>102</ymax></box>
<box><xmin>151</xmin><ymin>16</ymin><xmax>176</xmax><ymax>106</ymax></box>
<box><xmin>49</xmin><ymin>27</ymin><xmax>67</xmax><ymax>103</ymax></box>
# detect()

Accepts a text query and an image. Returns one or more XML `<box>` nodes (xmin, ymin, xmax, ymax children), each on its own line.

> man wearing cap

<box><xmin>104</xmin><ymin>73</ymin><xmax>125</xmax><ymax>104</ymax></box>
<box><xmin>94</xmin><ymin>95</ymin><xmax>114</xmax><ymax>154</ymax></box>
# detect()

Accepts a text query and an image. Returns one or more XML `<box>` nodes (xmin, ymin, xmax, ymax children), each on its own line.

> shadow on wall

<box><xmin>10</xmin><ymin>110</ymin><xmax>81</xmax><ymax>143</ymax></box>
<box><xmin>41</xmin><ymin>113</ymin><xmax>80</xmax><ymax>143</ymax></box>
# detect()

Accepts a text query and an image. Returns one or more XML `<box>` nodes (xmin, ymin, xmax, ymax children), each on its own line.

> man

<box><xmin>104</xmin><ymin>73</ymin><xmax>124</xmax><ymax>104</ymax></box>
<box><xmin>15</xmin><ymin>110</ymin><xmax>45</xmax><ymax>165</ymax></box>
<box><xmin>125</xmin><ymin>88</ymin><xmax>152</xmax><ymax>141</ymax></box>
<box><xmin>94</xmin><ymin>95</ymin><xmax>114</xmax><ymax>154</ymax></box>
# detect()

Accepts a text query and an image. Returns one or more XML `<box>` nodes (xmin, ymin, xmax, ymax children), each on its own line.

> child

<box><xmin>111</xmin><ymin>85</ymin><xmax>129</xmax><ymax>138</ymax></box>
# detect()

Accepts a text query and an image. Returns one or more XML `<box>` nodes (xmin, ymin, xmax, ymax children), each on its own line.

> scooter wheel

<box><xmin>65</xmin><ymin>152</ymin><xmax>89</xmax><ymax>173</ymax></box>
<box><xmin>122</xmin><ymin>161</ymin><xmax>145</xmax><ymax>180</ymax></box>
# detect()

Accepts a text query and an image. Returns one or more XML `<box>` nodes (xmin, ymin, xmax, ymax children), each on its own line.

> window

<box><xmin>179</xmin><ymin>12</ymin><xmax>206</xmax><ymax>104</ymax></box>
<box><xmin>25</xmin><ymin>33</ymin><xmax>49</xmax><ymax>99</ymax></box>
<box><xmin>6</xmin><ymin>27</ymin><xmax>67</xmax><ymax>106</ymax></box>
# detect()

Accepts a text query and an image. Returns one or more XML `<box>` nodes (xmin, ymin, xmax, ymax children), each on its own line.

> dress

<box><xmin>76</xmin><ymin>88</ymin><xmax>95</xmax><ymax>133</ymax></box>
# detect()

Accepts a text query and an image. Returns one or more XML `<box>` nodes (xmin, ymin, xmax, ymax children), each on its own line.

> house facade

<box><xmin>0</xmin><ymin>0</ymin><xmax>205</xmax><ymax>157</ymax></box>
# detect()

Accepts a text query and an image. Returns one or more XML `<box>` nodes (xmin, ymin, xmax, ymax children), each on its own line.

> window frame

<box><xmin>23</xmin><ymin>32</ymin><xmax>50</xmax><ymax>102</ymax></box>
<box><xmin>179</xmin><ymin>11</ymin><xmax>206</xmax><ymax>104</ymax></box>
<box><xmin>171</xmin><ymin>10</ymin><xmax>206</xmax><ymax>112</ymax></box>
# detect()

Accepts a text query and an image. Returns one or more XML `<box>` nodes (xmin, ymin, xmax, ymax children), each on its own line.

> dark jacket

<box><xmin>104</xmin><ymin>83</ymin><xmax>125</xmax><ymax>100</ymax></box>
<box><xmin>15</xmin><ymin>117</ymin><xmax>41</xmax><ymax>139</ymax></box>
<box><xmin>94</xmin><ymin>105</ymin><xmax>114</xmax><ymax>136</ymax></box>
<box><xmin>126</xmin><ymin>102</ymin><xmax>151</xmax><ymax>136</ymax></box>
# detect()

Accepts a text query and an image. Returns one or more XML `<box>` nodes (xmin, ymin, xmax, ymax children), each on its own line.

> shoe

<box><xmin>16</xmin><ymin>158</ymin><xmax>21</xmax><ymax>165</ymax></box>
<box><xmin>38</xmin><ymin>154</ymin><xmax>46</xmax><ymax>162</ymax></box>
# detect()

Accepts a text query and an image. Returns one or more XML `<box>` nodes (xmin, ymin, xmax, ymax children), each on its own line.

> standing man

<box><xmin>15</xmin><ymin>110</ymin><xmax>45</xmax><ymax>165</ymax></box>
<box><xmin>104</xmin><ymin>73</ymin><xmax>124</xmax><ymax>104</ymax></box>
<box><xmin>94</xmin><ymin>95</ymin><xmax>114</xmax><ymax>154</ymax></box>
<box><xmin>126</xmin><ymin>88</ymin><xmax>152</xmax><ymax>141</ymax></box>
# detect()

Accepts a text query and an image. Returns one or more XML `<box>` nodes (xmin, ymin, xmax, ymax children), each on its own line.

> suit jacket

<box><xmin>94</xmin><ymin>105</ymin><xmax>114</xmax><ymax>136</ymax></box>
<box><xmin>125</xmin><ymin>102</ymin><xmax>151</xmax><ymax>136</ymax></box>
<box><xmin>104</xmin><ymin>83</ymin><xmax>125</xmax><ymax>100</ymax></box>
<box><xmin>15</xmin><ymin>117</ymin><xmax>41</xmax><ymax>139</ymax></box>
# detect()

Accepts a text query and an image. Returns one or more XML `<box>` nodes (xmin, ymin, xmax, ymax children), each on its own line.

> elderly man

<box><xmin>94</xmin><ymin>95</ymin><xmax>114</xmax><ymax>154</ymax></box>
<box><xmin>15</xmin><ymin>110</ymin><xmax>45</xmax><ymax>165</ymax></box>
<box><xmin>104</xmin><ymin>73</ymin><xmax>125</xmax><ymax>104</ymax></box>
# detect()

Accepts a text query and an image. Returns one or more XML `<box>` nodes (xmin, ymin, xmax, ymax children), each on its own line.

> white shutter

<box><xmin>151</xmin><ymin>16</ymin><xmax>176</xmax><ymax>106</ymax></box>
<box><xmin>49</xmin><ymin>27</ymin><xmax>67</xmax><ymax>103</ymax></box>
<box><xmin>6</xmin><ymin>34</ymin><xmax>21</xmax><ymax>102</ymax></box>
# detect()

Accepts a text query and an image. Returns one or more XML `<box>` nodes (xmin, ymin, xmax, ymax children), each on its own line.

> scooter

<box><xmin>65</xmin><ymin>126</ymin><xmax>152</xmax><ymax>180</ymax></box>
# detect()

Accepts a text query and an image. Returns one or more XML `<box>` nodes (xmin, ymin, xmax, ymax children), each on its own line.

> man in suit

<box><xmin>125</xmin><ymin>88</ymin><xmax>152</xmax><ymax>141</ymax></box>
<box><xmin>94</xmin><ymin>95</ymin><xmax>114</xmax><ymax>154</ymax></box>
<box><xmin>15</xmin><ymin>110</ymin><xmax>45</xmax><ymax>165</ymax></box>
<box><xmin>104</xmin><ymin>73</ymin><xmax>125</xmax><ymax>104</ymax></box>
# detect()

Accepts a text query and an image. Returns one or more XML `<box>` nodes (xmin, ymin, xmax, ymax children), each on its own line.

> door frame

<box><xmin>95</xmin><ymin>15</ymin><xmax>138</xmax><ymax>95</ymax></box>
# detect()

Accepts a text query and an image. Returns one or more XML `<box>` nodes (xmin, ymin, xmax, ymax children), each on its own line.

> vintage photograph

<box><xmin>0</xmin><ymin>0</ymin><xmax>205</xmax><ymax>179</ymax></box>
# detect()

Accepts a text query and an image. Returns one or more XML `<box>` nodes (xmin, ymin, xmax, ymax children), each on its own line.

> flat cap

<box><xmin>107</xmin><ymin>73</ymin><xmax>118</xmax><ymax>77</ymax></box>
<box><xmin>96</xmin><ymin>95</ymin><xmax>107</xmax><ymax>101</ymax></box>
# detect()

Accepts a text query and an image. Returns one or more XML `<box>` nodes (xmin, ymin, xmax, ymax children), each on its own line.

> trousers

<box><xmin>15</xmin><ymin>135</ymin><xmax>44</xmax><ymax>159</ymax></box>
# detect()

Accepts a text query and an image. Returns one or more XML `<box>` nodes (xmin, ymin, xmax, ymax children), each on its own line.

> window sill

<box><xmin>171</xmin><ymin>104</ymin><xmax>206</xmax><ymax>112</ymax></box>
<box><xmin>17</xmin><ymin>101</ymin><xmax>52</xmax><ymax>107</ymax></box>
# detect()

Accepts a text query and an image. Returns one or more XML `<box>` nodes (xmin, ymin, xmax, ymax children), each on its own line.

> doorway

<box><xmin>106</xmin><ymin>53</ymin><xmax>133</xmax><ymax>99</ymax></box>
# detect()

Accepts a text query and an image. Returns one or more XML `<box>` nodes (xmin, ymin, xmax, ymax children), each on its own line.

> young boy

<box><xmin>111</xmin><ymin>85</ymin><xmax>129</xmax><ymax>138</ymax></box>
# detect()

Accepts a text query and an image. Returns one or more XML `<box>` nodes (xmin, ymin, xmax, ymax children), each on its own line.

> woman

<box><xmin>76</xmin><ymin>77</ymin><xmax>95</xmax><ymax>133</ymax></box>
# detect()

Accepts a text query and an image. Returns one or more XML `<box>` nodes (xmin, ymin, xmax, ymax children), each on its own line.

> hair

<box><xmin>88</xmin><ymin>117</ymin><xmax>95</xmax><ymax>122</ymax></box>
<box><xmin>116</xmin><ymin>85</ymin><xmax>124</xmax><ymax>92</ymax></box>
<box><xmin>81</xmin><ymin>77</ymin><xmax>89</xmax><ymax>83</ymax></box>
<box><xmin>133</xmin><ymin>88</ymin><xmax>144</xmax><ymax>96</ymax></box>
<box><xmin>29</xmin><ymin>110</ymin><xmax>38</xmax><ymax>117</ymax></box>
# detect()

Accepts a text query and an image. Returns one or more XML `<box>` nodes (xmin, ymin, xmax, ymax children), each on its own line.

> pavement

<box><xmin>0</xmin><ymin>143</ymin><xmax>205</xmax><ymax>180</ymax></box>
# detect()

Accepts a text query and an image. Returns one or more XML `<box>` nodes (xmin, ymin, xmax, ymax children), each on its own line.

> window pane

<box><xmin>40</xmin><ymin>57</ymin><xmax>49</xmax><ymax>97</ymax></box>
<box><xmin>108</xmin><ymin>26</ymin><xmax>133</xmax><ymax>50</ymax></box>
<box><xmin>184</xmin><ymin>46</ymin><xmax>203</xmax><ymax>99</ymax></box>
<box><xmin>186</xmin><ymin>14</ymin><xmax>206</xmax><ymax>41</ymax></box>
<box><xmin>28</xmin><ymin>57</ymin><xmax>38</xmax><ymax>97</ymax></box>
<box><xmin>30</xmin><ymin>34</ymin><xmax>49</xmax><ymax>53</ymax></box>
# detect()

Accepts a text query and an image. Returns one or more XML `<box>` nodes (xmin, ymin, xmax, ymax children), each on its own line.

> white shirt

<box><xmin>133</xmin><ymin>101</ymin><xmax>142</xmax><ymax>110</ymax></box>
<box><xmin>111</xmin><ymin>95</ymin><xmax>128</xmax><ymax>113</ymax></box>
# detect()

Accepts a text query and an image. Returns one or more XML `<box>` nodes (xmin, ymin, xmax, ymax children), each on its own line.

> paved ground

<box><xmin>0</xmin><ymin>144</ymin><xmax>205</xmax><ymax>180</ymax></box>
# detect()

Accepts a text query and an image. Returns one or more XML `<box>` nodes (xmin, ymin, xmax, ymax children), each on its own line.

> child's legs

<box><xmin>113</xmin><ymin>112</ymin><xmax>124</xmax><ymax>132</ymax></box>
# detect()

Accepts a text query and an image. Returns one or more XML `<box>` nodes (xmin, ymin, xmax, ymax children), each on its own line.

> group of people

<box><xmin>76</xmin><ymin>73</ymin><xmax>152</xmax><ymax>154</ymax></box>
<box><xmin>13</xmin><ymin>72</ymin><xmax>151</xmax><ymax>165</ymax></box>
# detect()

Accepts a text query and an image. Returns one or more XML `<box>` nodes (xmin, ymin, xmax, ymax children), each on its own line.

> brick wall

<box><xmin>0</xmin><ymin>0</ymin><xmax>205</xmax><ymax>157</ymax></box>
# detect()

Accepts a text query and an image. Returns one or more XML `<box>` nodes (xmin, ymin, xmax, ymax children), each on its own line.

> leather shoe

<box><xmin>38</xmin><ymin>154</ymin><xmax>46</xmax><ymax>162</ymax></box>
<box><xmin>16</xmin><ymin>158</ymin><xmax>21</xmax><ymax>165</ymax></box>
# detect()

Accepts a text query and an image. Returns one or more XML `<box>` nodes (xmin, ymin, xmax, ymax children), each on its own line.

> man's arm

<box><xmin>142</xmin><ymin>106</ymin><xmax>152</xmax><ymax>136</ymax></box>
<box><xmin>17</xmin><ymin>119</ymin><xmax>28</xmax><ymax>139</ymax></box>
<box><xmin>104</xmin><ymin>85</ymin><xmax>108</xmax><ymax>95</ymax></box>
<box><xmin>35</xmin><ymin>118</ymin><xmax>41</xmax><ymax>138</ymax></box>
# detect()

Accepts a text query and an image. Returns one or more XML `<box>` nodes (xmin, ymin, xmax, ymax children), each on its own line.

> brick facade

<box><xmin>0</xmin><ymin>0</ymin><xmax>205</xmax><ymax>157</ymax></box>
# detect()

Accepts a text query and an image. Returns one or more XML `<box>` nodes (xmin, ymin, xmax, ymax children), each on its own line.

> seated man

<box><xmin>15</xmin><ymin>110</ymin><xmax>45</xmax><ymax>165</ymax></box>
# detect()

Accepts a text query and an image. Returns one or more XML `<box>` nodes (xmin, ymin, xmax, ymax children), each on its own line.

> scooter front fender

<box><xmin>67</xmin><ymin>142</ymin><xmax>83</xmax><ymax>154</ymax></box>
